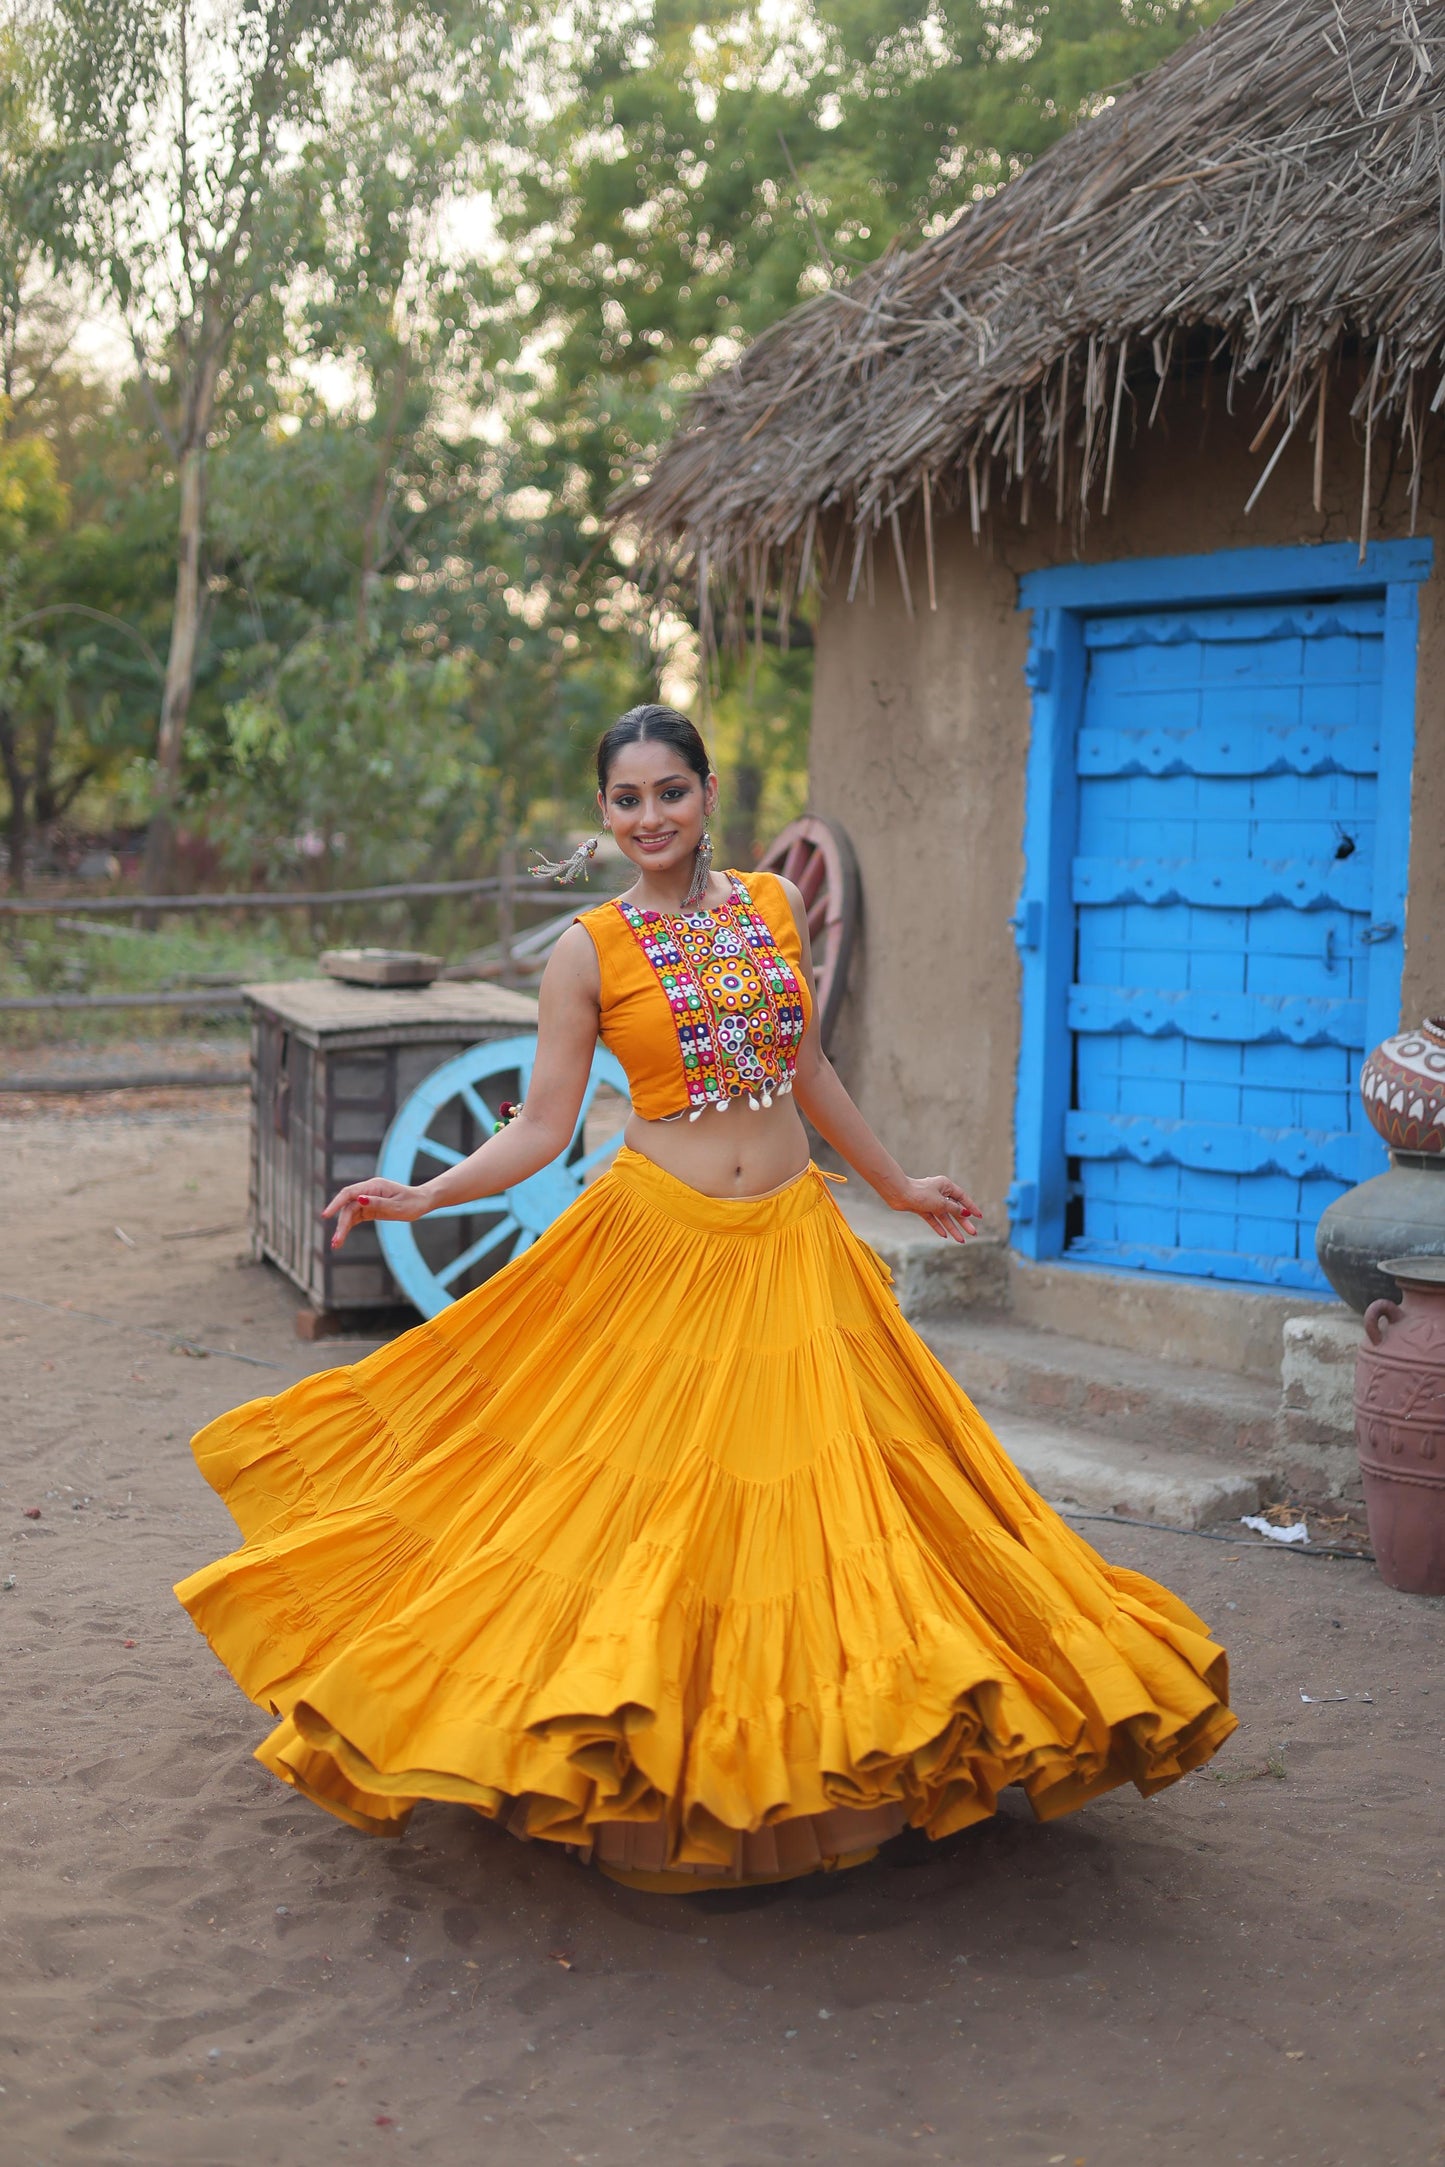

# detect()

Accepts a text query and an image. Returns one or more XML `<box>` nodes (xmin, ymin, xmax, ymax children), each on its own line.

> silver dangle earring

<box><xmin>529</xmin><ymin>834</ymin><xmax>599</xmax><ymax>885</ymax></box>
<box><xmin>684</xmin><ymin>828</ymin><xmax>713</xmax><ymax>910</ymax></box>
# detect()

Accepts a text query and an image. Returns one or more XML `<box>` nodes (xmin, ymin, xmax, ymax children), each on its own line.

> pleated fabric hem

<box><xmin>253</xmin><ymin>1705</ymin><xmax>910</xmax><ymax>1885</ymax></box>
<box><xmin>239</xmin><ymin>1685</ymin><xmax>1235</xmax><ymax>1883</ymax></box>
<box><xmin>175</xmin><ymin>1147</ymin><xmax>1237</xmax><ymax>1887</ymax></box>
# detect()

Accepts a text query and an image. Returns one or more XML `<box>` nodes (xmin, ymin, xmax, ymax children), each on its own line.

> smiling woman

<box><xmin>175</xmin><ymin>702</ymin><xmax>1236</xmax><ymax>1893</ymax></box>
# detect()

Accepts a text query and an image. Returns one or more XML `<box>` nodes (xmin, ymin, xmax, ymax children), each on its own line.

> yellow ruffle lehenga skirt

<box><xmin>175</xmin><ymin>1148</ymin><xmax>1235</xmax><ymax>1890</ymax></box>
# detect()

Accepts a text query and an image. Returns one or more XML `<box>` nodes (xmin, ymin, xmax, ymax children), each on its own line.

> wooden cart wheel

<box><xmin>374</xmin><ymin>1034</ymin><xmax>629</xmax><ymax>1318</ymax></box>
<box><xmin>754</xmin><ymin>816</ymin><xmax>860</xmax><ymax>1052</ymax></box>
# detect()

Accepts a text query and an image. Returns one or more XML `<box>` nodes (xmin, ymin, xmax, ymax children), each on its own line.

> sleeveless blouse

<box><xmin>576</xmin><ymin>870</ymin><xmax>811</xmax><ymax>1120</ymax></box>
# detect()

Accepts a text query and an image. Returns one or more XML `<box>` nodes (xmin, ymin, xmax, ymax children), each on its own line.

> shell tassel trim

<box><xmin>530</xmin><ymin>836</ymin><xmax>598</xmax><ymax>885</ymax></box>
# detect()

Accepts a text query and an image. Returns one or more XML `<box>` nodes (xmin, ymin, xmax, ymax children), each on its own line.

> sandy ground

<box><xmin>2</xmin><ymin>1100</ymin><xmax>1443</xmax><ymax>2167</ymax></box>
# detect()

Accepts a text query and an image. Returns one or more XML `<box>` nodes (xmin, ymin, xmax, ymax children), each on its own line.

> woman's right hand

<box><xmin>323</xmin><ymin>1177</ymin><xmax>428</xmax><ymax>1250</ymax></box>
<box><xmin>895</xmin><ymin>1174</ymin><xmax>982</xmax><ymax>1243</ymax></box>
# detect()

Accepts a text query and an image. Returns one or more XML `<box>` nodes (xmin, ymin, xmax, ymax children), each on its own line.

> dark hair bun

<box><xmin>597</xmin><ymin>705</ymin><xmax>710</xmax><ymax>792</ymax></box>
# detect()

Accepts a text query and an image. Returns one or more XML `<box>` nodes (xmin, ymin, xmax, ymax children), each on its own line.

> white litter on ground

<box><xmin>1240</xmin><ymin>1514</ymin><xmax>1310</xmax><ymax>1545</ymax></box>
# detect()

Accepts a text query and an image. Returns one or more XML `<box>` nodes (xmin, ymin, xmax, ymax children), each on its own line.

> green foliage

<box><xmin>498</xmin><ymin>0</ymin><xmax>1228</xmax><ymax>841</ymax></box>
<box><xmin>208</xmin><ymin>635</ymin><xmax>489</xmax><ymax>883</ymax></box>
<box><xmin>29</xmin><ymin>0</ymin><xmax>527</xmax><ymax>886</ymax></box>
<box><xmin>0</xmin><ymin>377</ymin><xmax>177</xmax><ymax>891</ymax></box>
<box><xmin>0</xmin><ymin>0</ymin><xmax>1230</xmax><ymax>912</ymax></box>
<box><xmin>505</xmin><ymin>0</ymin><xmax>1230</xmax><ymax>432</ymax></box>
<box><xmin>174</xmin><ymin>404</ymin><xmax>642</xmax><ymax>877</ymax></box>
<box><xmin>0</xmin><ymin>412</ymin><xmax>66</xmax><ymax>549</ymax></box>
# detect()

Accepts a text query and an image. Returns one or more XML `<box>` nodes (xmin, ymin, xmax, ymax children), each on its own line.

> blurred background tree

<box><xmin>501</xmin><ymin>0</ymin><xmax>1228</xmax><ymax>860</ymax></box>
<box><xmin>0</xmin><ymin>0</ymin><xmax>1226</xmax><ymax>901</ymax></box>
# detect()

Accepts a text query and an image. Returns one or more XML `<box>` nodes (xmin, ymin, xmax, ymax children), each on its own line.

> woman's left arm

<box><xmin>779</xmin><ymin>877</ymin><xmax>981</xmax><ymax>1243</ymax></box>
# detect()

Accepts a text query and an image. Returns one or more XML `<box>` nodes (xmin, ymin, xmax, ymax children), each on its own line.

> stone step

<box><xmin>922</xmin><ymin>1311</ymin><xmax>1279</xmax><ymax>1463</ymax></box>
<box><xmin>984</xmin><ymin>1411</ymin><xmax>1268</xmax><ymax>1528</ymax></box>
<box><xmin>832</xmin><ymin>1184</ymin><xmax>1351</xmax><ymax>1500</ymax></box>
<box><xmin>833</xmin><ymin>1186</ymin><xmax>1011</xmax><ymax>1317</ymax></box>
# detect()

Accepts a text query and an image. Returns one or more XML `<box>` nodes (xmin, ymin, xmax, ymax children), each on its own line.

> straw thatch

<box><xmin>618</xmin><ymin>0</ymin><xmax>1445</xmax><ymax>630</ymax></box>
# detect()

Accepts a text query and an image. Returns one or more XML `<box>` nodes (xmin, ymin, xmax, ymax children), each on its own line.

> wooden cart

<box><xmin>243</xmin><ymin>976</ymin><xmax>540</xmax><ymax>1329</ymax></box>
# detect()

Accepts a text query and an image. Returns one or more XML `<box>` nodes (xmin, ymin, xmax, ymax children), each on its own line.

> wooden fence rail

<box><xmin>0</xmin><ymin>989</ymin><xmax>247</xmax><ymax>1014</ymax></box>
<box><xmin>0</xmin><ymin>873</ymin><xmax>575</xmax><ymax>919</ymax></box>
<box><xmin>0</xmin><ymin>1069</ymin><xmax>248</xmax><ymax>1094</ymax></box>
<box><xmin>0</xmin><ymin>868</ymin><xmax>615</xmax><ymax>1020</ymax></box>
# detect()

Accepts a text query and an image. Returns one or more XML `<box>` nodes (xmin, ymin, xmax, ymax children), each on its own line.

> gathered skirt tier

<box><xmin>175</xmin><ymin>1147</ymin><xmax>1235</xmax><ymax>1890</ymax></box>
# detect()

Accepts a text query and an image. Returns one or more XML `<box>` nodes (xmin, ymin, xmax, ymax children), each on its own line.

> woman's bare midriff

<box><xmin>624</xmin><ymin>1095</ymin><xmax>812</xmax><ymax>1198</ymax></box>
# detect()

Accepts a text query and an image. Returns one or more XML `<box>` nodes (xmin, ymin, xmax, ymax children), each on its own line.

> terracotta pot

<box><xmin>1355</xmin><ymin>1254</ymin><xmax>1445</xmax><ymax>1596</ymax></box>
<box><xmin>1360</xmin><ymin>1018</ymin><xmax>1445</xmax><ymax>1154</ymax></box>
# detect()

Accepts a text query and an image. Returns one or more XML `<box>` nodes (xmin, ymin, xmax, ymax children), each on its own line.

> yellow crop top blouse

<box><xmin>576</xmin><ymin>869</ymin><xmax>812</xmax><ymax>1121</ymax></box>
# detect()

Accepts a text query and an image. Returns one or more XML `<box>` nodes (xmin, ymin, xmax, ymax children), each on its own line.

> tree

<box><xmin>37</xmin><ymin>0</ymin><xmax>512</xmax><ymax>888</ymax></box>
<box><xmin>0</xmin><ymin>411</ymin><xmax>94</xmax><ymax>887</ymax></box>
<box><xmin>0</xmin><ymin>13</ymin><xmax>66</xmax><ymax>420</ymax></box>
<box><xmin>293</xmin><ymin>23</ymin><xmax>502</xmax><ymax>643</ymax></box>
<box><xmin>510</xmin><ymin>0</ymin><xmax>1231</xmax><ymax>406</ymax></box>
<box><xmin>190</xmin><ymin>398</ymin><xmax>642</xmax><ymax>885</ymax></box>
<box><xmin>497</xmin><ymin>0</ymin><xmax>1229</xmax><ymax>842</ymax></box>
<box><xmin>5</xmin><ymin>0</ymin><xmax>1231</xmax><ymax>894</ymax></box>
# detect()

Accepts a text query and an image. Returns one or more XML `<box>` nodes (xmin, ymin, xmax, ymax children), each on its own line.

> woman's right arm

<box><xmin>324</xmin><ymin>924</ymin><xmax>603</xmax><ymax>1249</ymax></box>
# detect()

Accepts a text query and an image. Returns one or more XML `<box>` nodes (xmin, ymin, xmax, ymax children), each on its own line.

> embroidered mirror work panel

<box><xmin>581</xmin><ymin>871</ymin><xmax>810</xmax><ymax>1120</ymax></box>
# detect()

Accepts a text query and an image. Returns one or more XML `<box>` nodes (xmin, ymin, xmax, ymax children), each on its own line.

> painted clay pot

<box><xmin>1354</xmin><ymin>1254</ymin><xmax>1445</xmax><ymax>1596</ymax></box>
<box><xmin>1360</xmin><ymin>1018</ymin><xmax>1445</xmax><ymax>1154</ymax></box>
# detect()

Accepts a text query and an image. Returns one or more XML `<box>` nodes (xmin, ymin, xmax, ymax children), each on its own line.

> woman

<box><xmin>176</xmin><ymin>704</ymin><xmax>1234</xmax><ymax>1892</ymax></box>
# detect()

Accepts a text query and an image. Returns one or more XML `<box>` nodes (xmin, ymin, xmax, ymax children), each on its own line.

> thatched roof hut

<box><xmin>610</xmin><ymin>0</ymin><xmax>1445</xmax><ymax>1383</ymax></box>
<box><xmin>621</xmin><ymin>0</ymin><xmax>1445</xmax><ymax>626</ymax></box>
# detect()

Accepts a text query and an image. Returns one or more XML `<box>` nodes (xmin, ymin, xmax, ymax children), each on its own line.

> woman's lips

<box><xmin>636</xmin><ymin>834</ymin><xmax>677</xmax><ymax>852</ymax></box>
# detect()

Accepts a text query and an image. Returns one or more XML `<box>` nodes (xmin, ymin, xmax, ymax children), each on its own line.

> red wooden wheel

<box><xmin>754</xmin><ymin>816</ymin><xmax>860</xmax><ymax>1052</ymax></box>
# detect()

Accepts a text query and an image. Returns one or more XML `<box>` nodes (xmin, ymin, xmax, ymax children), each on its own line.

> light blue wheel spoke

<box><xmin>459</xmin><ymin>1082</ymin><xmax>494</xmax><ymax>1133</ymax></box>
<box><xmin>376</xmin><ymin>1036</ymin><xmax>631</xmax><ymax>1318</ymax></box>
<box><xmin>414</xmin><ymin>1136</ymin><xmax>464</xmax><ymax>1167</ymax></box>
<box><xmin>435</xmin><ymin>1215</ymin><xmax>519</xmax><ymax>1288</ymax></box>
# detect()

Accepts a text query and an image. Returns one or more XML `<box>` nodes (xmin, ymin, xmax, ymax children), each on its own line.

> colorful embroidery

<box><xmin>615</xmin><ymin>876</ymin><xmax>807</xmax><ymax>1116</ymax></box>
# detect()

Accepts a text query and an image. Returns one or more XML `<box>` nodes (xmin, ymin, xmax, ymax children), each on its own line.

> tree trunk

<box><xmin>356</xmin><ymin>353</ymin><xmax>409</xmax><ymax>643</ymax></box>
<box><xmin>30</xmin><ymin>697</ymin><xmax>59</xmax><ymax>826</ymax></box>
<box><xmin>724</xmin><ymin>759</ymin><xmax>764</xmax><ymax>870</ymax></box>
<box><xmin>0</xmin><ymin>708</ymin><xmax>30</xmax><ymax>895</ymax></box>
<box><xmin>144</xmin><ymin>429</ymin><xmax>207</xmax><ymax>893</ymax></box>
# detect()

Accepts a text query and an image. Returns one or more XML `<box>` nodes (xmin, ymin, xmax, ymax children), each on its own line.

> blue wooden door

<box><xmin>1065</xmin><ymin>597</ymin><xmax>1391</xmax><ymax>1290</ymax></box>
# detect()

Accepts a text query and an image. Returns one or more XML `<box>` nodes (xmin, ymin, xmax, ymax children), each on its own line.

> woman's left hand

<box><xmin>896</xmin><ymin>1175</ymin><xmax>982</xmax><ymax>1243</ymax></box>
<box><xmin>323</xmin><ymin>1177</ymin><xmax>426</xmax><ymax>1250</ymax></box>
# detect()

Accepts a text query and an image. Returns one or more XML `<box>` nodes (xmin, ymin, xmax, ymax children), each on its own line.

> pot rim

<box><xmin>1378</xmin><ymin>1252</ymin><xmax>1445</xmax><ymax>1285</ymax></box>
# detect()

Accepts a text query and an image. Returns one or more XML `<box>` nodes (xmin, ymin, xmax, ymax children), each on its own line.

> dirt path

<box><xmin>2</xmin><ymin>1104</ymin><xmax>1442</xmax><ymax>2167</ymax></box>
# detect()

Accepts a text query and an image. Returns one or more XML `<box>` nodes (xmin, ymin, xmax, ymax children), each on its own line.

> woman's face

<box><xmin>599</xmin><ymin>740</ymin><xmax>717</xmax><ymax>879</ymax></box>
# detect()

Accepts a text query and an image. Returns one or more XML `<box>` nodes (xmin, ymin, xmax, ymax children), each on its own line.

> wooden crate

<box><xmin>244</xmin><ymin>977</ymin><xmax>540</xmax><ymax>1313</ymax></box>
